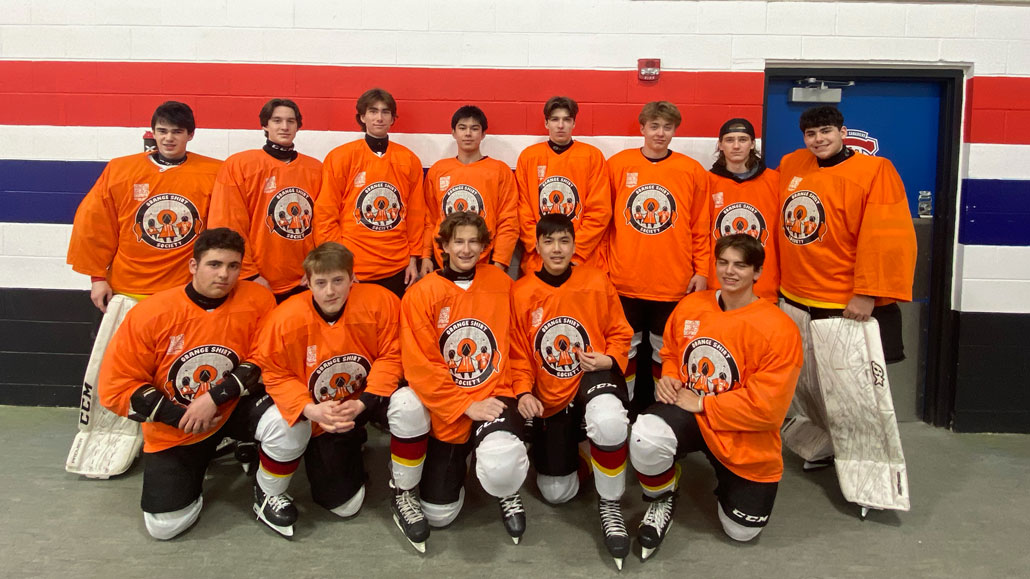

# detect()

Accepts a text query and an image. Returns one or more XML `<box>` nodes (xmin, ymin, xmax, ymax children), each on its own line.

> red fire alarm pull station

<box><xmin>638</xmin><ymin>58</ymin><xmax>660</xmax><ymax>81</ymax></box>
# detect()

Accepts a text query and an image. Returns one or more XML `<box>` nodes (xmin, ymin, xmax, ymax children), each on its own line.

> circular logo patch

<box><xmin>713</xmin><ymin>202</ymin><xmax>769</xmax><ymax>245</ymax></box>
<box><xmin>439</xmin><ymin>318</ymin><xmax>500</xmax><ymax>388</ymax></box>
<box><xmin>534</xmin><ymin>316</ymin><xmax>592</xmax><ymax>379</ymax></box>
<box><xmin>265</xmin><ymin>187</ymin><xmax>314</xmax><ymax>240</ymax></box>
<box><xmin>441</xmin><ymin>184</ymin><xmax>486</xmax><ymax>218</ymax></box>
<box><xmin>308</xmin><ymin>354</ymin><xmax>372</xmax><ymax>402</ymax></box>
<box><xmin>353</xmin><ymin>181</ymin><xmax>404</xmax><ymax>231</ymax></box>
<box><xmin>538</xmin><ymin>176</ymin><xmax>580</xmax><ymax>219</ymax></box>
<box><xmin>624</xmin><ymin>184</ymin><xmax>677</xmax><ymax>235</ymax></box>
<box><xmin>782</xmin><ymin>190</ymin><xmax>827</xmax><ymax>245</ymax></box>
<box><xmin>165</xmin><ymin>344</ymin><xmax>240</xmax><ymax>406</ymax></box>
<box><xmin>680</xmin><ymin>337</ymin><xmax>739</xmax><ymax>396</ymax></box>
<box><xmin>133</xmin><ymin>193</ymin><xmax>203</xmax><ymax>249</ymax></box>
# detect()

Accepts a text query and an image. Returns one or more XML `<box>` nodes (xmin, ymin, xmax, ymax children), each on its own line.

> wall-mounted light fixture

<box><xmin>637</xmin><ymin>58</ymin><xmax>660</xmax><ymax>82</ymax></box>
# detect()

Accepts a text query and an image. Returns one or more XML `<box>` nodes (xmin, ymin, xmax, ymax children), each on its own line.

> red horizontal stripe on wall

<box><xmin>965</xmin><ymin>76</ymin><xmax>1030</xmax><ymax>145</ymax></box>
<box><xmin>0</xmin><ymin>61</ymin><xmax>764</xmax><ymax>137</ymax></box>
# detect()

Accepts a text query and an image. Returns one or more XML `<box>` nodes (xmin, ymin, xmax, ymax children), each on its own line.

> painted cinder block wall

<box><xmin>1</xmin><ymin>1</ymin><xmax>1027</xmax><ymax>429</ymax></box>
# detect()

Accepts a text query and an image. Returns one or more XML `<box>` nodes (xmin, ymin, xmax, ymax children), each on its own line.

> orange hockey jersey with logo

<box><xmin>98</xmin><ymin>281</ymin><xmax>275</xmax><ymax>453</ymax></box>
<box><xmin>314</xmin><ymin>139</ymin><xmax>425</xmax><ymax>281</ymax></box>
<box><xmin>605</xmin><ymin>149</ymin><xmax>711</xmax><ymax>301</ymax></box>
<box><xmin>208</xmin><ymin>149</ymin><xmax>322</xmax><ymax>294</ymax></box>
<box><xmin>515</xmin><ymin>141</ymin><xmax>611</xmax><ymax>274</ymax></box>
<box><xmin>777</xmin><ymin>149</ymin><xmax>917</xmax><ymax>308</ymax></box>
<box><xmin>707</xmin><ymin>167</ymin><xmax>781</xmax><ymax>301</ymax></box>
<box><xmin>400</xmin><ymin>265</ymin><xmax>514</xmax><ymax>444</ymax></box>
<box><xmin>660</xmin><ymin>290</ymin><xmax>802</xmax><ymax>482</ymax></box>
<box><xmin>510</xmin><ymin>266</ymin><xmax>632</xmax><ymax>417</ymax></box>
<box><xmin>252</xmin><ymin>284</ymin><xmax>402</xmax><ymax>437</ymax></box>
<box><xmin>67</xmin><ymin>152</ymin><xmax>222</xmax><ymax>296</ymax></box>
<box><xmin>423</xmin><ymin>156</ymin><xmax>519</xmax><ymax>267</ymax></box>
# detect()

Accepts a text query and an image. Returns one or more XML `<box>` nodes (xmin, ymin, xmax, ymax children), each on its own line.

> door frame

<box><xmin>761</xmin><ymin>67</ymin><xmax>964</xmax><ymax>428</ymax></box>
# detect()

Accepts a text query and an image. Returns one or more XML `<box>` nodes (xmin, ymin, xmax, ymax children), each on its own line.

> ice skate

<box><xmin>498</xmin><ymin>493</ymin><xmax>526</xmax><ymax>544</ymax></box>
<box><xmin>599</xmin><ymin>498</ymin><xmax>630</xmax><ymax>570</ymax></box>
<box><xmin>638</xmin><ymin>492</ymin><xmax>675</xmax><ymax>560</ymax></box>
<box><xmin>390</xmin><ymin>480</ymin><xmax>429</xmax><ymax>553</ymax></box>
<box><xmin>253</xmin><ymin>483</ymin><xmax>297</xmax><ymax>538</ymax></box>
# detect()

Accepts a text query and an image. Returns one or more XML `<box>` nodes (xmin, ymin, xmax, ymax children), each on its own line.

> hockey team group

<box><xmin>64</xmin><ymin>89</ymin><xmax>917</xmax><ymax>569</ymax></box>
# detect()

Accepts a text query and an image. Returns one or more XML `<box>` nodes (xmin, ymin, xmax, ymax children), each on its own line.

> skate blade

<box><xmin>641</xmin><ymin>546</ymin><xmax>656</xmax><ymax>560</ymax></box>
<box><xmin>511</xmin><ymin>535</ymin><xmax>521</xmax><ymax>545</ymax></box>
<box><xmin>393</xmin><ymin>515</ymin><xmax>427</xmax><ymax>554</ymax></box>
<box><xmin>253</xmin><ymin>505</ymin><xmax>295</xmax><ymax>537</ymax></box>
<box><xmin>614</xmin><ymin>557</ymin><xmax>624</xmax><ymax>571</ymax></box>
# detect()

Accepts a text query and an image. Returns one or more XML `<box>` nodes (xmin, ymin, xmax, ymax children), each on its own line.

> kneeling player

<box><xmin>629</xmin><ymin>234</ymin><xmax>802</xmax><ymax>559</ymax></box>
<box><xmin>252</xmin><ymin>242</ymin><xmax>432</xmax><ymax>550</ymax></box>
<box><xmin>98</xmin><ymin>229</ymin><xmax>309</xmax><ymax>539</ymax></box>
<box><xmin>401</xmin><ymin>211</ymin><xmax>530</xmax><ymax>545</ymax></box>
<box><xmin>511</xmin><ymin>214</ymin><xmax>633</xmax><ymax>569</ymax></box>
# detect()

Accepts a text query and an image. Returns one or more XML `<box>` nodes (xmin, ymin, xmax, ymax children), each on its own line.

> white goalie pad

<box><xmin>810</xmin><ymin>317</ymin><xmax>910</xmax><ymax>512</ymax></box>
<box><xmin>65</xmin><ymin>295</ymin><xmax>143</xmax><ymax>479</ymax></box>
<box><xmin>779</xmin><ymin>303</ymin><xmax>834</xmax><ymax>462</ymax></box>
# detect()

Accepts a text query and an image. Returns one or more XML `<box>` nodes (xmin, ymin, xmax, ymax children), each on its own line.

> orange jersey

<box><xmin>605</xmin><ymin>149</ymin><xmax>711</xmax><ymax>301</ymax></box>
<box><xmin>778</xmin><ymin>149</ymin><xmax>917</xmax><ymax>307</ymax></box>
<box><xmin>252</xmin><ymin>284</ymin><xmax>402</xmax><ymax>437</ymax></box>
<box><xmin>400</xmin><ymin>265</ymin><xmax>514</xmax><ymax>443</ymax></box>
<box><xmin>515</xmin><ymin>141</ymin><xmax>612</xmax><ymax>274</ymax></box>
<box><xmin>207</xmin><ymin>149</ymin><xmax>322</xmax><ymax>294</ymax></box>
<box><xmin>707</xmin><ymin>166</ymin><xmax>781</xmax><ymax>301</ymax></box>
<box><xmin>314</xmin><ymin>139</ymin><xmax>425</xmax><ymax>281</ymax></box>
<box><xmin>98</xmin><ymin>281</ymin><xmax>275</xmax><ymax>453</ymax></box>
<box><xmin>423</xmin><ymin>156</ymin><xmax>519</xmax><ymax>267</ymax></box>
<box><xmin>67</xmin><ymin>152</ymin><xmax>222</xmax><ymax>296</ymax></box>
<box><xmin>510</xmin><ymin>266</ymin><xmax>632</xmax><ymax>416</ymax></box>
<box><xmin>660</xmin><ymin>290</ymin><xmax>802</xmax><ymax>482</ymax></box>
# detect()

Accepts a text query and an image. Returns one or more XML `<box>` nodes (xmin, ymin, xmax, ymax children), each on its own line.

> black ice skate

<box><xmin>638</xmin><ymin>492</ymin><xmax>675</xmax><ymax>560</ymax></box>
<box><xmin>497</xmin><ymin>493</ymin><xmax>526</xmax><ymax>544</ymax></box>
<box><xmin>390</xmin><ymin>480</ymin><xmax>429</xmax><ymax>553</ymax></box>
<box><xmin>253</xmin><ymin>483</ymin><xmax>297</xmax><ymax>538</ymax></box>
<box><xmin>599</xmin><ymin>498</ymin><xmax>630</xmax><ymax>570</ymax></box>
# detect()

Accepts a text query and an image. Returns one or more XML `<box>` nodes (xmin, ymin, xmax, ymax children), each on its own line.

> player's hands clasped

<box><xmin>179</xmin><ymin>392</ymin><xmax>221</xmax><ymax>433</ymax></box>
<box><xmin>655</xmin><ymin>375</ymin><xmax>683</xmax><ymax>405</ymax></box>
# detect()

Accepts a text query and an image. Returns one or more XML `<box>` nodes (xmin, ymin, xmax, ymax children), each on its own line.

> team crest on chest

<box><xmin>132</xmin><ymin>193</ymin><xmax>203</xmax><ymax>250</ymax></box>
<box><xmin>353</xmin><ymin>181</ymin><xmax>404</xmax><ymax>231</ymax></box>
<box><xmin>681</xmin><ymin>337</ymin><xmax>739</xmax><ymax>396</ymax></box>
<box><xmin>782</xmin><ymin>190</ymin><xmax>827</xmax><ymax>245</ymax></box>
<box><xmin>714</xmin><ymin>202</ymin><xmax>769</xmax><ymax>245</ymax></box>
<box><xmin>265</xmin><ymin>187</ymin><xmax>314</xmax><ymax>240</ymax></box>
<box><xmin>439</xmin><ymin>318</ymin><xmax>500</xmax><ymax>388</ymax></box>
<box><xmin>534</xmin><ymin>316</ymin><xmax>592</xmax><ymax>379</ymax></box>
<box><xmin>624</xmin><ymin>184</ymin><xmax>677</xmax><ymax>235</ymax></box>
<box><xmin>308</xmin><ymin>354</ymin><xmax>372</xmax><ymax>402</ymax></box>
<box><xmin>441</xmin><ymin>184</ymin><xmax>486</xmax><ymax>218</ymax></box>
<box><xmin>165</xmin><ymin>344</ymin><xmax>240</xmax><ymax>406</ymax></box>
<box><xmin>538</xmin><ymin>176</ymin><xmax>581</xmax><ymax>220</ymax></box>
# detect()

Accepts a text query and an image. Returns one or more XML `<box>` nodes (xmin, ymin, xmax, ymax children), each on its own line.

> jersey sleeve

<box><xmin>515</xmin><ymin>153</ymin><xmax>539</xmax><ymax>254</ymax></box>
<box><xmin>421</xmin><ymin>168</ymin><xmax>438</xmax><ymax>259</ymax></box>
<box><xmin>405</xmin><ymin>154</ymin><xmax>426</xmax><ymax>259</ymax></box>
<box><xmin>491</xmin><ymin>167</ymin><xmax>520</xmax><ymax>267</ymax></box>
<box><xmin>208</xmin><ymin>161</ymin><xmax>259</xmax><ymax>279</ymax></box>
<box><xmin>602</xmin><ymin>279</ymin><xmax>633</xmax><ymax>373</ymax></box>
<box><xmin>313</xmin><ymin>151</ymin><xmax>345</xmax><ymax>246</ymax></box>
<box><xmin>508</xmin><ymin>291</ymin><xmax>537</xmax><ymax>397</ymax></box>
<box><xmin>659</xmin><ymin>303</ymin><xmax>685</xmax><ymax>379</ymax></box>
<box><xmin>400</xmin><ymin>294</ymin><xmax>476</xmax><ymax>424</ymax></box>
<box><xmin>252</xmin><ymin>315</ymin><xmax>312</xmax><ymax>427</ymax></box>
<box><xmin>98</xmin><ymin>307</ymin><xmax>161</xmax><ymax>417</ymax></box>
<box><xmin>689</xmin><ymin>167</ymin><xmax>712</xmax><ymax>278</ymax></box>
<box><xmin>853</xmin><ymin>160</ymin><xmax>917</xmax><ymax>302</ymax></box>
<box><xmin>67</xmin><ymin>165</ymin><xmax>119</xmax><ymax>279</ymax></box>
<box><xmin>704</xmin><ymin>324</ymin><xmax>802</xmax><ymax>432</ymax></box>
<box><xmin>365</xmin><ymin>292</ymin><xmax>404</xmax><ymax>397</ymax></box>
<box><xmin>574</xmin><ymin>154</ymin><xmax>613</xmax><ymax>264</ymax></box>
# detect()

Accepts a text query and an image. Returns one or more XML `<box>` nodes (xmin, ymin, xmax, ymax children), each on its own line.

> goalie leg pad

<box><xmin>144</xmin><ymin>497</ymin><xmax>203</xmax><ymax>540</ymax></box>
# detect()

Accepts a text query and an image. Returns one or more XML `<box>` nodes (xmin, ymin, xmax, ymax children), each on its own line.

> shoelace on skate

<box><xmin>499</xmin><ymin>494</ymin><xmax>525</xmax><ymax>517</ymax></box>
<box><xmin>260</xmin><ymin>492</ymin><xmax>294</xmax><ymax>514</ymax></box>
<box><xmin>641</xmin><ymin>497</ymin><xmax>673</xmax><ymax>531</ymax></box>
<box><xmin>394</xmin><ymin>490</ymin><xmax>426</xmax><ymax>523</ymax></box>
<box><xmin>599</xmin><ymin>500</ymin><xmax>628</xmax><ymax>537</ymax></box>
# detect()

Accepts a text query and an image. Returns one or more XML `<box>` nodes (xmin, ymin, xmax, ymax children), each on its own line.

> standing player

<box><xmin>98</xmin><ymin>229</ymin><xmax>309</xmax><ymax>539</ymax></box>
<box><xmin>68</xmin><ymin>101</ymin><xmax>222</xmax><ymax>311</ymax></box>
<box><xmin>776</xmin><ymin>106</ymin><xmax>916</xmax><ymax>480</ymax></box>
<box><xmin>252</xmin><ymin>242</ymin><xmax>432</xmax><ymax>550</ymax></box>
<box><xmin>314</xmin><ymin>88</ymin><xmax>425</xmax><ymax>298</ymax></box>
<box><xmin>515</xmin><ymin>96</ymin><xmax>611</xmax><ymax>276</ymax></box>
<box><xmin>401</xmin><ymin>212</ymin><xmax>529</xmax><ymax>545</ymax></box>
<box><xmin>605</xmin><ymin>101</ymin><xmax>711</xmax><ymax>414</ymax></box>
<box><xmin>510</xmin><ymin>214</ymin><xmax>634</xmax><ymax>569</ymax></box>
<box><xmin>208</xmin><ymin>99</ymin><xmax>322</xmax><ymax>303</ymax></box>
<box><xmin>707</xmin><ymin>118</ymin><xmax>780</xmax><ymax>301</ymax></box>
<box><xmin>629</xmin><ymin>234</ymin><xmax>802</xmax><ymax>559</ymax></box>
<box><xmin>420</xmin><ymin>105</ymin><xmax>518</xmax><ymax>275</ymax></box>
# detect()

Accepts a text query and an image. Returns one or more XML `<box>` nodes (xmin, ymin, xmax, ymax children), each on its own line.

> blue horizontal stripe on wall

<box><xmin>0</xmin><ymin>160</ymin><xmax>104</xmax><ymax>224</ymax></box>
<box><xmin>959</xmin><ymin>179</ymin><xmax>1030</xmax><ymax>246</ymax></box>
